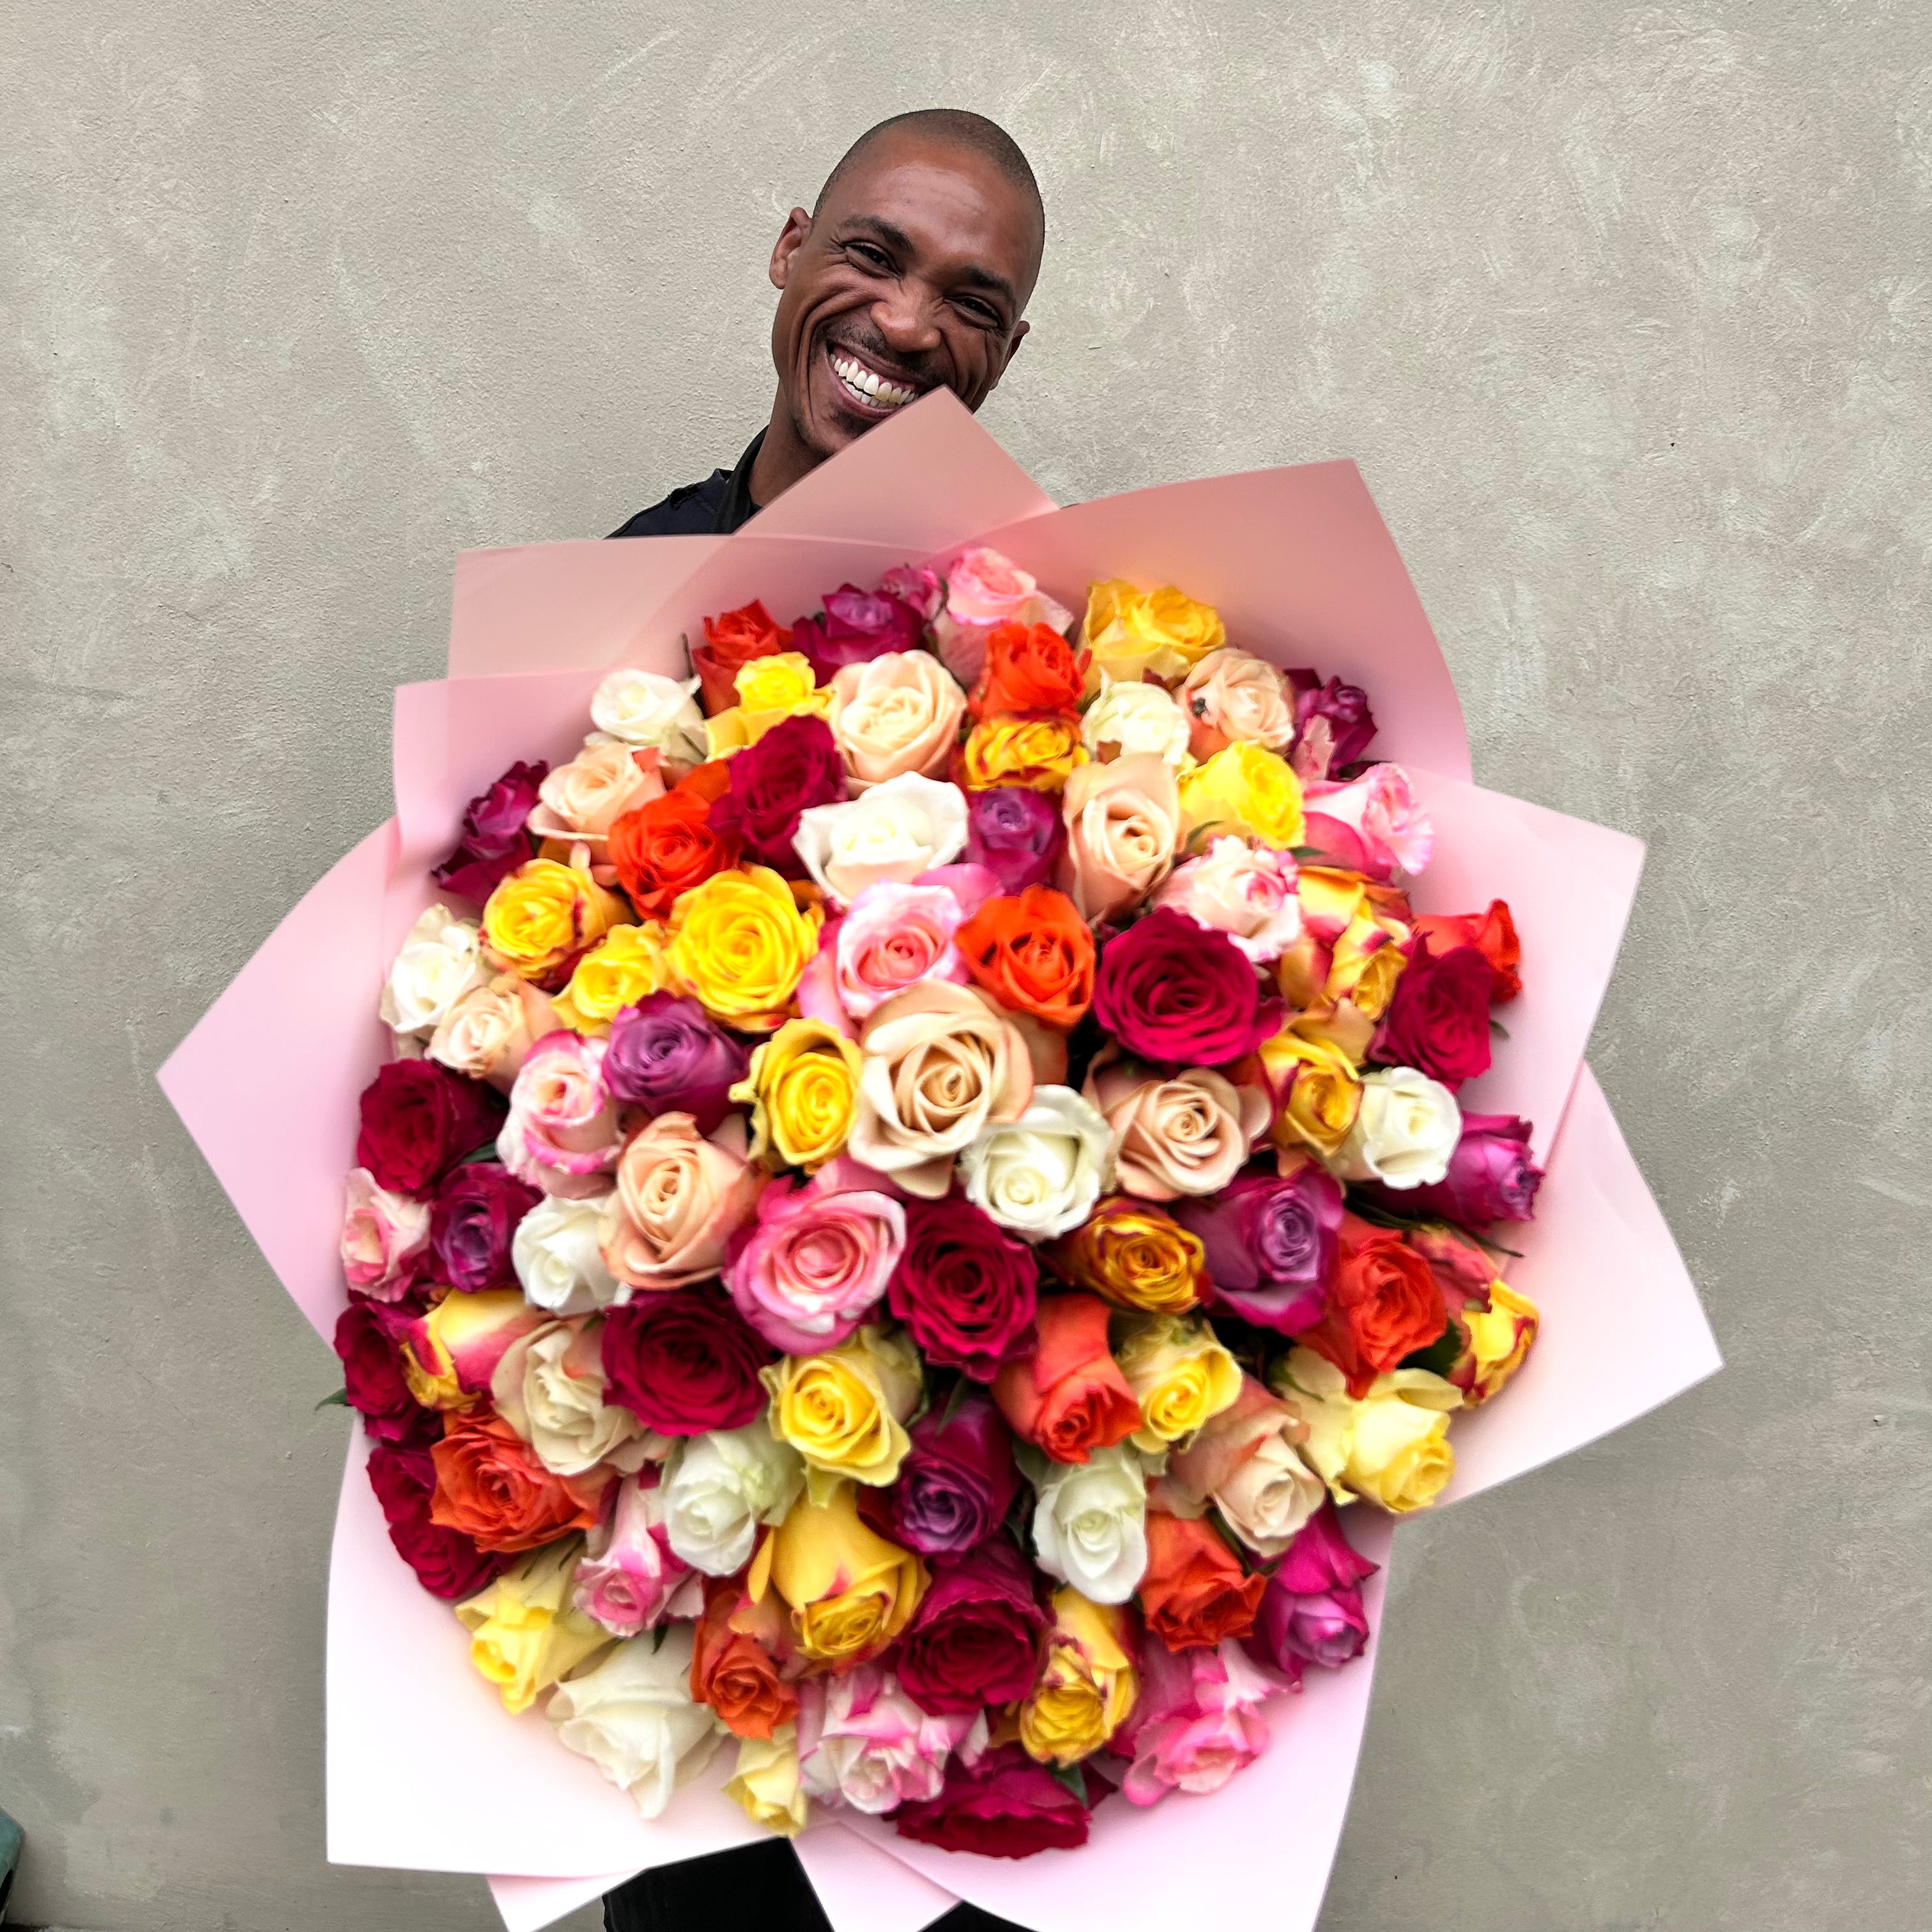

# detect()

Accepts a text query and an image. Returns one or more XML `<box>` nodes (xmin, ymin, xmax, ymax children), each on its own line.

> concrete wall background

<box><xmin>4</xmin><ymin>3</ymin><xmax>1928</xmax><ymax>1928</ymax></box>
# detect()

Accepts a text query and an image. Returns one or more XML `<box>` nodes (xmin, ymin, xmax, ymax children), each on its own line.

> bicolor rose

<box><xmin>1154</xmin><ymin>837</ymin><xmax>1303</xmax><ymax>963</ymax></box>
<box><xmin>1300</xmin><ymin>762</ymin><xmax>1432</xmax><ymax>879</ymax></box>
<box><xmin>572</xmin><ymin>1469</ymin><xmax>703</xmax><ymax>1637</ymax></box>
<box><xmin>491</xmin><ymin>1315</ymin><xmax>653</xmax><ymax>1478</ymax></box>
<box><xmin>340</xmin><ymin>1167</ymin><xmax>431</xmax><ymax>1300</ymax></box>
<box><xmin>1114</xmin><ymin>1639</ymin><xmax>1275</xmax><ymax>1806</ymax></box>
<box><xmin>797</xmin><ymin>1664</ymin><xmax>976</xmax><ymax>1814</ymax></box>
<box><xmin>496</xmin><ymin>1030</ymin><xmax>622</xmax><ymax>1200</ymax></box>
<box><xmin>831</xmin><ymin>879</ymin><xmax>974</xmax><ymax>1019</ymax></box>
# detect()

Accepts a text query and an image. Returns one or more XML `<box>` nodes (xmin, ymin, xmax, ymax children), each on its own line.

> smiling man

<box><xmin>611</xmin><ymin>107</ymin><xmax>1045</xmax><ymax>537</ymax></box>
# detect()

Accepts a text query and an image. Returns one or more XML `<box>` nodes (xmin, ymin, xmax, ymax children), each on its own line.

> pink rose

<box><xmin>721</xmin><ymin>1160</ymin><xmax>906</xmax><ymax>1354</ymax></box>
<box><xmin>340</xmin><ymin>1167</ymin><xmax>431</xmax><ymax>1300</ymax></box>
<box><xmin>496</xmin><ymin>1031</ymin><xmax>623</xmax><ymax>1199</ymax></box>
<box><xmin>1153</xmin><ymin>838</ymin><xmax>1303</xmax><ymax>963</ymax></box>
<box><xmin>1300</xmin><ymin>763</ymin><xmax>1433</xmax><ymax>880</ymax></box>
<box><xmin>797</xmin><ymin>1663</ymin><xmax>979</xmax><ymax>1814</ymax></box>
<box><xmin>880</xmin><ymin>564</ymin><xmax>944</xmax><ymax>622</ymax></box>
<box><xmin>572</xmin><ymin>1469</ymin><xmax>703</xmax><ymax>1637</ymax></box>
<box><xmin>931</xmin><ymin>547</ymin><xmax>1075</xmax><ymax>689</ymax></box>
<box><xmin>1246</xmin><ymin>1501</ymin><xmax>1377</xmax><ymax>1684</ymax></box>
<box><xmin>833</xmin><ymin>880</ymin><xmax>974</xmax><ymax>1020</ymax></box>
<box><xmin>1114</xmin><ymin>1639</ymin><xmax>1276</xmax><ymax>1806</ymax></box>
<box><xmin>1084</xmin><ymin>1057</ymin><xmax>1271</xmax><ymax>1202</ymax></box>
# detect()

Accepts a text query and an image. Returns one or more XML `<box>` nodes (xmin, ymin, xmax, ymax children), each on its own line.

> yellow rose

<box><xmin>725</xmin><ymin>1725</ymin><xmax>808</xmax><ymax>1836</ymax></box>
<box><xmin>551</xmin><ymin>922</ymin><xmax>673</xmax><ymax>1032</ymax></box>
<box><xmin>1048</xmin><ymin>1196</ymin><xmax>1208</xmax><ymax>1314</ymax></box>
<box><xmin>731</xmin><ymin>1018</ymin><xmax>862</xmax><ymax>1170</ymax></box>
<box><xmin>753</xmin><ymin>1480</ymin><xmax>928</xmax><ymax>1667</ymax></box>
<box><xmin>1111</xmin><ymin>1312</ymin><xmax>1243</xmax><ymax>1453</ymax></box>
<box><xmin>454</xmin><ymin>1538</ymin><xmax>613</xmax><ymax>1714</ymax></box>
<box><xmin>1259</xmin><ymin>1025</ymin><xmax>1363</xmax><ymax>1158</ymax></box>
<box><xmin>482</xmin><ymin>857</ymin><xmax>629</xmax><ymax>988</ymax></box>
<box><xmin>762</xmin><ymin>1326</ymin><xmax>922</xmax><ymax>1499</ymax></box>
<box><xmin>706</xmin><ymin>654</ymin><xmax>832</xmax><ymax>757</ymax></box>
<box><xmin>1273</xmin><ymin>1345</ymin><xmax>1460</xmax><ymax>1514</ymax></box>
<box><xmin>1081</xmin><ymin>579</ymin><xmax>1227</xmax><ymax>685</ymax></box>
<box><xmin>400</xmin><ymin>1287</ymin><xmax>544</xmax><ymax>1410</ymax></box>
<box><xmin>1018</xmin><ymin>1588</ymin><xmax>1138</xmax><ymax>1767</ymax></box>
<box><xmin>958</xmin><ymin>714</ymin><xmax>1085</xmax><ymax>792</ymax></box>
<box><xmin>664</xmin><ymin>866</ymin><xmax>824</xmax><ymax>1032</ymax></box>
<box><xmin>1462</xmin><ymin>1281</ymin><xmax>1539</xmax><ymax>1404</ymax></box>
<box><xmin>1327</xmin><ymin>912</ymin><xmax>1405</xmax><ymax>1020</ymax></box>
<box><xmin>1179</xmin><ymin>741</ymin><xmax>1305</xmax><ymax>848</ymax></box>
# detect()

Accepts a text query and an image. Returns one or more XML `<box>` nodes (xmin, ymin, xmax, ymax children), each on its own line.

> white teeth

<box><xmin>831</xmin><ymin>351</ymin><xmax>916</xmax><ymax>409</ymax></box>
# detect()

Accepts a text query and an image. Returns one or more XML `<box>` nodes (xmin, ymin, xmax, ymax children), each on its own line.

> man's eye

<box><xmin>956</xmin><ymin>298</ymin><xmax>1000</xmax><ymax>326</ymax></box>
<box><xmin>849</xmin><ymin>242</ymin><xmax>892</xmax><ymax>270</ymax></box>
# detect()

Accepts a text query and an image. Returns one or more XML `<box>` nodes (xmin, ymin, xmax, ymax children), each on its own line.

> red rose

<box><xmin>1371</xmin><ymin>940</ymin><xmax>1494</xmax><ymax>1089</ymax></box>
<box><xmin>693</xmin><ymin>601</ymin><xmax>792</xmax><ymax>714</ymax></box>
<box><xmin>429</xmin><ymin>1162</ymin><xmax>540</xmax><ymax>1295</ymax></box>
<box><xmin>608</xmin><ymin>785</ymin><xmax>740</xmax><ymax>920</ymax></box>
<box><xmin>895</xmin><ymin>1744</ymin><xmax>1099</xmax><ymax>1857</ymax></box>
<box><xmin>334</xmin><ymin>1300</ymin><xmax>423</xmax><ymax>1443</ymax></box>
<box><xmin>792</xmin><ymin>583</ymin><xmax>924</xmax><ymax>683</ymax></box>
<box><xmin>895</xmin><ymin>1538</ymin><xmax>1049</xmax><ymax>1715</ymax></box>
<box><xmin>887</xmin><ymin>1196</ymin><xmax>1039</xmax><ymax>1381</ymax></box>
<box><xmin>355</xmin><ymin>1060</ymin><xmax>505</xmax><ymax>1195</ymax></box>
<box><xmin>430</xmin><ymin>760</ymin><xmax>547</xmax><ymax>905</ymax></box>
<box><xmin>366</xmin><ymin>1436</ymin><xmax>507</xmax><ymax>1601</ymax></box>
<box><xmin>1295</xmin><ymin>1214</ymin><xmax>1446</xmax><ymax>1397</ymax></box>
<box><xmin>599</xmin><ymin>1287</ymin><xmax>776</xmax><ymax>1435</ymax></box>
<box><xmin>707</xmin><ymin>713</ymin><xmax>847</xmax><ymax>876</ymax></box>
<box><xmin>1092</xmin><ymin>907</ymin><xmax>1282</xmax><ymax>1068</ymax></box>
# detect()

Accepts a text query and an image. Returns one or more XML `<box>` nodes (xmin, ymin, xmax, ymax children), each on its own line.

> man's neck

<box><xmin>747</xmin><ymin>392</ymin><xmax>822</xmax><ymax>509</ymax></box>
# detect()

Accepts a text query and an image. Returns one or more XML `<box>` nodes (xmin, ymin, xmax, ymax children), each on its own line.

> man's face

<box><xmin>767</xmin><ymin>134</ymin><xmax>1041</xmax><ymax>461</ymax></box>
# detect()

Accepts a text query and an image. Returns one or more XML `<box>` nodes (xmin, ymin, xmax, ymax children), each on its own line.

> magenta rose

<box><xmin>365</xmin><ymin>1436</ymin><xmax>507</xmax><ymax>1600</ymax></box>
<box><xmin>1361</xmin><ymin>1112</ymin><xmax>1542</xmax><ymax>1225</ymax></box>
<box><xmin>792</xmin><ymin>583</ymin><xmax>924</xmax><ymax>682</ymax></box>
<box><xmin>1371</xmin><ymin>940</ymin><xmax>1494</xmax><ymax>1089</ymax></box>
<box><xmin>862</xmin><ymin>1393</ymin><xmax>1021</xmax><ymax>1557</ymax></box>
<box><xmin>894</xmin><ymin>1743</ymin><xmax>1098</xmax><ymax>1857</ymax></box>
<box><xmin>708</xmin><ymin>713</ymin><xmax>847</xmax><ymax>875</ymax></box>
<box><xmin>429</xmin><ymin>1162</ymin><xmax>541</xmax><ymax>1294</ymax></box>
<box><xmin>1171</xmin><ymin>1163</ymin><xmax>1344</xmax><ymax>1334</ymax></box>
<box><xmin>600</xmin><ymin>1287</ymin><xmax>776</xmax><ymax>1436</ymax></box>
<box><xmin>887</xmin><ymin>1195</ymin><xmax>1038</xmax><ymax>1381</ymax></box>
<box><xmin>1092</xmin><ymin>908</ymin><xmax>1282</xmax><ymax>1068</ymax></box>
<box><xmin>355</xmin><ymin>1059</ymin><xmax>505</xmax><ymax>1195</ymax></box>
<box><xmin>880</xmin><ymin>564</ymin><xmax>945</xmax><ymax>623</ymax></box>
<box><xmin>896</xmin><ymin>1537</ymin><xmax>1048</xmax><ymax>1715</ymax></box>
<box><xmin>602</xmin><ymin>993</ymin><xmax>749</xmax><ymax>1131</ymax></box>
<box><xmin>1246</xmin><ymin>1501</ymin><xmax>1377</xmax><ymax>1685</ymax></box>
<box><xmin>1285</xmin><ymin>671</ymin><xmax>1376</xmax><ymax>778</ymax></box>
<box><xmin>963</xmin><ymin>785</ymin><xmax>1066</xmax><ymax>896</ymax></box>
<box><xmin>334</xmin><ymin>1300</ymin><xmax>422</xmax><ymax>1443</ymax></box>
<box><xmin>430</xmin><ymin>758</ymin><xmax>548</xmax><ymax>905</ymax></box>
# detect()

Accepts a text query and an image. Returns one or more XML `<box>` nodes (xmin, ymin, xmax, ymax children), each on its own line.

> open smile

<box><xmin>823</xmin><ymin>339</ymin><xmax>927</xmax><ymax>415</ymax></box>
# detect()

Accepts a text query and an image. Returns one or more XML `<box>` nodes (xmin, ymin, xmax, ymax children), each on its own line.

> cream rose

<box><xmin>1080</xmin><ymin>676</ymin><xmax>1192</xmax><ymax>767</ymax></box>
<box><xmin>589</xmin><ymin>667</ymin><xmax>708</xmax><ymax>773</ymax></box>
<box><xmin>828</xmin><ymin>651</ymin><xmax>968</xmax><ymax>792</ymax></box>
<box><xmin>661</xmin><ymin>1423</ymin><xmax>806</xmax><ymax>1574</ymax></box>
<box><xmin>427</xmin><ymin>971</ymin><xmax>558</xmax><ymax>1089</ymax></box>
<box><xmin>1084</xmin><ymin>1058</ymin><xmax>1271</xmax><ymax>1200</ymax></box>
<box><xmin>526</xmin><ymin>739</ymin><xmax>664</xmax><ymax>848</ymax></box>
<box><xmin>1153</xmin><ymin>836</ymin><xmax>1303</xmax><ymax>963</ymax></box>
<box><xmin>380</xmin><ymin>904</ymin><xmax>488</xmax><ymax>1039</ymax></box>
<box><xmin>1164</xmin><ymin>1376</ymin><xmax>1324</xmax><ymax>1558</ymax></box>
<box><xmin>512</xmin><ymin>1192</ymin><xmax>624</xmax><ymax>1314</ymax></box>
<box><xmin>598</xmin><ymin>1112</ymin><xmax>765</xmax><ymax>1291</ymax></box>
<box><xmin>848</xmin><ymin>982</ymin><xmax>1034</xmax><ymax>1197</ymax></box>
<box><xmin>1024</xmin><ymin>1442</ymin><xmax>1149</xmax><ymax>1605</ymax></box>
<box><xmin>1055</xmin><ymin>753</ymin><xmax>1183</xmax><ymax>923</ymax></box>
<box><xmin>793</xmin><ymin>772</ymin><xmax>970</xmax><ymax>907</ymax></box>
<box><xmin>491</xmin><ymin>1317</ymin><xmax>652</xmax><ymax>1478</ymax></box>
<box><xmin>1330</xmin><ymin>1065</ymin><xmax>1461</xmax><ymax>1188</ymax></box>
<box><xmin>1180</xmin><ymin>648</ymin><xmax>1296</xmax><ymax>759</ymax></box>
<box><xmin>959</xmin><ymin>1084</ymin><xmax>1114</xmax><ymax>1240</ymax></box>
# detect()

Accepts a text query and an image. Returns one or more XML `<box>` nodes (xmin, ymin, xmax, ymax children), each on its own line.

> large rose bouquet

<box><xmin>337</xmin><ymin>548</ymin><xmax>1548</xmax><ymax>1851</ymax></box>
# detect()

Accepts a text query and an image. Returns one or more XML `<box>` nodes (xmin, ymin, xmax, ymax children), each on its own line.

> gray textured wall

<box><xmin>3</xmin><ymin>3</ymin><xmax>1927</xmax><ymax>1929</ymax></box>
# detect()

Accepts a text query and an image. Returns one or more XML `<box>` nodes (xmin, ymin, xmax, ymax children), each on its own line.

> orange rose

<box><xmin>608</xmin><ymin>785</ymin><xmax>740</xmax><ymax>921</ymax></box>
<box><xmin>1047</xmin><ymin>1197</ymin><xmax>1210</xmax><ymax>1314</ymax></box>
<box><xmin>956</xmin><ymin>714</ymin><xmax>1085</xmax><ymax>792</ymax></box>
<box><xmin>970</xmin><ymin>620</ymin><xmax>1089</xmax><ymax>718</ymax></box>
<box><xmin>694</xmin><ymin>601</ymin><xmax>792</xmax><ymax>714</ymax></box>
<box><xmin>689</xmin><ymin>1574</ymin><xmax>799</xmax><ymax>1739</ymax></box>
<box><xmin>991</xmin><ymin>1292</ymin><xmax>1142</xmax><ymax>1465</ymax></box>
<box><xmin>1297</xmin><ymin>1213</ymin><xmax>1446</xmax><ymax>1398</ymax></box>
<box><xmin>428</xmin><ymin>1410</ymin><xmax>608</xmax><ymax>1554</ymax></box>
<box><xmin>1411</xmin><ymin>898</ymin><xmax>1521</xmax><ymax>1002</ymax></box>
<box><xmin>953</xmin><ymin>885</ymin><xmax>1096</xmax><ymax>1030</ymax></box>
<box><xmin>1137</xmin><ymin>1511</ymin><xmax>1266</xmax><ymax>1651</ymax></box>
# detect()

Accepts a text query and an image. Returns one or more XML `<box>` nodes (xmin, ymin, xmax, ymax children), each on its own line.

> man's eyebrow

<box><xmin>841</xmin><ymin>214</ymin><xmax>1018</xmax><ymax>306</ymax></box>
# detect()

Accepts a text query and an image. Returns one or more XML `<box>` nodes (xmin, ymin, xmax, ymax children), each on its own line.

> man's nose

<box><xmin>871</xmin><ymin>288</ymin><xmax>944</xmax><ymax>356</ymax></box>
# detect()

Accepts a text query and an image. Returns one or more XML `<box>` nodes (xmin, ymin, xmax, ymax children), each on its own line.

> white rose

<box><xmin>1330</xmin><ymin>1066</ymin><xmax>1462</xmax><ymax>1188</ymax></box>
<box><xmin>959</xmin><ymin>1085</ymin><xmax>1114</xmax><ymax>1240</ymax></box>
<box><xmin>792</xmin><ymin>772</ymin><xmax>969</xmax><ymax>907</ymax></box>
<box><xmin>544</xmin><ymin>1626</ymin><xmax>723</xmax><ymax>1820</ymax></box>
<box><xmin>1025</xmin><ymin>1443</ymin><xmax>1149</xmax><ymax>1604</ymax></box>
<box><xmin>662</xmin><ymin>1424</ymin><xmax>806</xmax><ymax>1574</ymax></box>
<box><xmin>378</xmin><ymin>903</ymin><xmax>487</xmax><ymax>1038</ymax></box>
<box><xmin>513</xmin><ymin>1192</ymin><xmax>624</xmax><ymax>1315</ymax></box>
<box><xmin>490</xmin><ymin>1319</ymin><xmax>650</xmax><ymax>1478</ymax></box>
<box><xmin>1080</xmin><ymin>675</ymin><xmax>1192</xmax><ymax>767</ymax></box>
<box><xmin>590</xmin><ymin>666</ymin><xmax>708</xmax><ymax>770</ymax></box>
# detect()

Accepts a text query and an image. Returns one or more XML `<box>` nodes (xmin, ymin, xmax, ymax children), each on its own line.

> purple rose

<box><xmin>1361</xmin><ymin>1112</ymin><xmax>1542</xmax><ymax>1225</ymax></box>
<box><xmin>860</xmin><ymin>1394</ymin><xmax>1021</xmax><ymax>1557</ymax></box>
<box><xmin>792</xmin><ymin>583</ymin><xmax>924</xmax><ymax>682</ymax></box>
<box><xmin>963</xmin><ymin>785</ymin><xmax>1066</xmax><ymax>896</ymax></box>
<box><xmin>1246</xmin><ymin>1502</ymin><xmax>1377</xmax><ymax>1685</ymax></box>
<box><xmin>1286</xmin><ymin>671</ymin><xmax>1376</xmax><ymax>778</ymax></box>
<box><xmin>429</xmin><ymin>1162</ymin><xmax>541</xmax><ymax>1294</ymax></box>
<box><xmin>708</xmin><ymin>713</ymin><xmax>847</xmax><ymax>875</ymax></box>
<box><xmin>603</xmin><ymin>994</ymin><xmax>750</xmax><ymax>1132</ymax></box>
<box><xmin>1172</xmin><ymin>1163</ymin><xmax>1344</xmax><ymax>1333</ymax></box>
<box><xmin>431</xmin><ymin>759</ymin><xmax>548</xmax><ymax>904</ymax></box>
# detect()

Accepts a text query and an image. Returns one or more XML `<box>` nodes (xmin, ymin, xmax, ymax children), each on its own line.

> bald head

<box><xmin>815</xmin><ymin>109</ymin><xmax>1045</xmax><ymax>237</ymax></box>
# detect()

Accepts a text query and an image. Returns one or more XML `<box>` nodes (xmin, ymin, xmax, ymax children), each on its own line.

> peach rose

<box><xmin>427</xmin><ymin>972</ymin><xmax>560</xmax><ymax>1091</ymax></box>
<box><xmin>1084</xmin><ymin>1057</ymin><xmax>1271</xmax><ymax>1201</ymax></box>
<box><xmin>828</xmin><ymin>651</ymin><xmax>968</xmax><ymax>792</ymax></box>
<box><xmin>1055</xmin><ymin>753</ymin><xmax>1182</xmax><ymax>923</ymax></box>
<box><xmin>848</xmin><ymin>981</ymin><xmax>1034</xmax><ymax>1198</ymax></box>
<box><xmin>599</xmin><ymin>1112</ymin><xmax>766</xmax><ymax>1292</ymax></box>
<box><xmin>528</xmin><ymin>741</ymin><xmax>666</xmax><ymax>852</ymax></box>
<box><xmin>1180</xmin><ymin>648</ymin><xmax>1296</xmax><ymax>761</ymax></box>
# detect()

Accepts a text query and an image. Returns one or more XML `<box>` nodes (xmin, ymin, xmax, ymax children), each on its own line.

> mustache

<box><xmin>818</xmin><ymin>324</ymin><xmax>935</xmax><ymax>383</ymax></box>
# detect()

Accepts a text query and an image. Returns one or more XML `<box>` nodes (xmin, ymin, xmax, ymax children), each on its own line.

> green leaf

<box><xmin>939</xmin><ymin>1374</ymin><xmax>972</xmax><ymax>1429</ymax></box>
<box><xmin>1399</xmin><ymin>1322</ymin><xmax>1463</xmax><ymax>1377</ymax></box>
<box><xmin>314</xmin><ymin>1388</ymin><xmax>351</xmax><ymax>1411</ymax></box>
<box><xmin>1048</xmin><ymin>1761</ymin><xmax>1089</xmax><ymax>1805</ymax></box>
<box><xmin>1288</xmin><ymin>845</ymin><xmax>1321</xmax><ymax>860</ymax></box>
<box><xmin>650</xmin><ymin>1621</ymin><xmax>669</xmax><ymax>1653</ymax></box>
<box><xmin>458</xmin><ymin>1142</ymin><xmax>503</xmax><ymax>1165</ymax></box>
<box><xmin>1489</xmin><ymin>1018</ymin><xmax>1511</xmax><ymax>1039</ymax></box>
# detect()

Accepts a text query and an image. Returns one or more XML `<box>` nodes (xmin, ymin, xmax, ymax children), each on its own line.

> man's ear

<box><xmin>770</xmin><ymin>208</ymin><xmax>811</xmax><ymax>291</ymax></box>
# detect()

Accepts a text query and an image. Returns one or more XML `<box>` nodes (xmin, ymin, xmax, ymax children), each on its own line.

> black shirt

<box><xmin>610</xmin><ymin>431</ymin><xmax>765</xmax><ymax>538</ymax></box>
